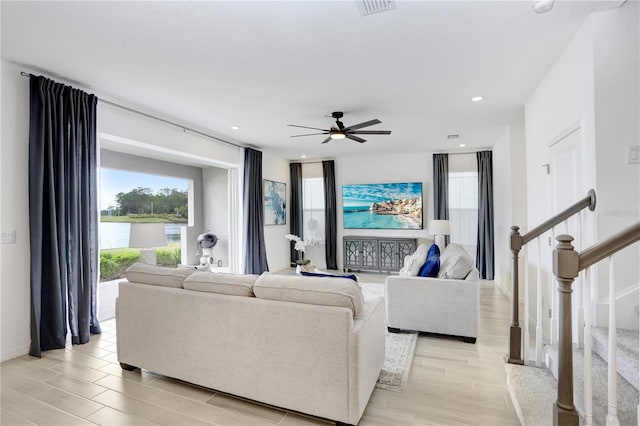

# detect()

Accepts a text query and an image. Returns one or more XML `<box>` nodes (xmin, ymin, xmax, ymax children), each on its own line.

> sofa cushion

<box><xmin>183</xmin><ymin>272</ymin><xmax>258</xmax><ymax>297</ymax></box>
<box><xmin>418</xmin><ymin>244</ymin><xmax>440</xmax><ymax>277</ymax></box>
<box><xmin>399</xmin><ymin>243</ymin><xmax>429</xmax><ymax>277</ymax></box>
<box><xmin>254</xmin><ymin>273</ymin><xmax>365</xmax><ymax>317</ymax></box>
<box><xmin>124</xmin><ymin>263</ymin><xmax>194</xmax><ymax>288</ymax></box>
<box><xmin>437</xmin><ymin>243</ymin><xmax>475</xmax><ymax>279</ymax></box>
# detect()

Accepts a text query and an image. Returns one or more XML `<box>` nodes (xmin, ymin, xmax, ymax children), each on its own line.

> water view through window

<box><xmin>100</xmin><ymin>168</ymin><xmax>189</xmax><ymax>281</ymax></box>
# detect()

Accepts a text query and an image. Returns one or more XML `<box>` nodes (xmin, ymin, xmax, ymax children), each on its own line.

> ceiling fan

<box><xmin>287</xmin><ymin>111</ymin><xmax>391</xmax><ymax>144</ymax></box>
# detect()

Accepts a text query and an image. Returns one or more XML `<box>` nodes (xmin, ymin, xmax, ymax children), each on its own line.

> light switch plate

<box><xmin>628</xmin><ymin>146</ymin><xmax>640</xmax><ymax>164</ymax></box>
<box><xmin>1</xmin><ymin>230</ymin><xmax>16</xmax><ymax>244</ymax></box>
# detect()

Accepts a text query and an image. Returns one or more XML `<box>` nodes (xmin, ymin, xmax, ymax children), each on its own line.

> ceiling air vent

<box><xmin>447</xmin><ymin>134</ymin><xmax>460</xmax><ymax>140</ymax></box>
<box><xmin>356</xmin><ymin>0</ymin><xmax>396</xmax><ymax>16</ymax></box>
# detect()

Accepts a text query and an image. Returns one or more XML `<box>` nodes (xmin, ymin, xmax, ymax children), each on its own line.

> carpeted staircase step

<box><xmin>592</xmin><ymin>326</ymin><xmax>639</xmax><ymax>391</ymax></box>
<box><xmin>505</xmin><ymin>362</ymin><xmax>557</xmax><ymax>426</ymax></box>
<box><xmin>545</xmin><ymin>344</ymin><xmax>638</xmax><ymax>426</ymax></box>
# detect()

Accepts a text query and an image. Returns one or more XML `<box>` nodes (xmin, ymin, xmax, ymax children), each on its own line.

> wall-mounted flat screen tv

<box><xmin>342</xmin><ymin>182</ymin><xmax>423</xmax><ymax>229</ymax></box>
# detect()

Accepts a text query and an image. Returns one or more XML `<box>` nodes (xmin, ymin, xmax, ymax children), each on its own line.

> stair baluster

<box><xmin>551</xmin><ymin>226</ymin><xmax>559</xmax><ymax>345</ymax></box>
<box><xmin>536</xmin><ymin>236</ymin><xmax>544</xmax><ymax>366</ymax></box>
<box><xmin>583</xmin><ymin>267</ymin><xmax>593</xmax><ymax>426</ymax></box>
<box><xmin>606</xmin><ymin>256</ymin><xmax>619</xmax><ymax>426</ymax></box>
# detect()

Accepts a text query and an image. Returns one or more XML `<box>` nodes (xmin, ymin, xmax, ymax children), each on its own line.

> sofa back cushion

<box><xmin>124</xmin><ymin>263</ymin><xmax>194</xmax><ymax>288</ymax></box>
<box><xmin>254</xmin><ymin>273</ymin><xmax>365</xmax><ymax>317</ymax></box>
<box><xmin>183</xmin><ymin>272</ymin><xmax>258</xmax><ymax>297</ymax></box>
<box><xmin>437</xmin><ymin>243</ymin><xmax>475</xmax><ymax>279</ymax></box>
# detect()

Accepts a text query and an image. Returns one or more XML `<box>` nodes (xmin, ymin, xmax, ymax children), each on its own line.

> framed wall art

<box><xmin>264</xmin><ymin>179</ymin><xmax>286</xmax><ymax>225</ymax></box>
<box><xmin>342</xmin><ymin>182</ymin><xmax>422</xmax><ymax>229</ymax></box>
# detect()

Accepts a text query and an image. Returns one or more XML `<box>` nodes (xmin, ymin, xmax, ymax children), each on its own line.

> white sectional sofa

<box><xmin>385</xmin><ymin>243</ymin><xmax>480</xmax><ymax>343</ymax></box>
<box><xmin>116</xmin><ymin>265</ymin><xmax>385</xmax><ymax>426</ymax></box>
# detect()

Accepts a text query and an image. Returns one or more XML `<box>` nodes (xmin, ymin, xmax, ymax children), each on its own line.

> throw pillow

<box><xmin>418</xmin><ymin>244</ymin><xmax>440</xmax><ymax>277</ymax></box>
<box><xmin>300</xmin><ymin>271</ymin><xmax>358</xmax><ymax>282</ymax></box>
<box><xmin>399</xmin><ymin>243</ymin><xmax>429</xmax><ymax>277</ymax></box>
<box><xmin>183</xmin><ymin>272</ymin><xmax>258</xmax><ymax>297</ymax></box>
<box><xmin>124</xmin><ymin>263</ymin><xmax>195</xmax><ymax>288</ymax></box>
<box><xmin>253</xmin><ymin>272</ymin><xmax>365</xmax><ymax>317</ymax></box>
<box><xmin>437</xmin><ymin>243</ymin><xmax>475</xmax><ymax>279</ymax></box>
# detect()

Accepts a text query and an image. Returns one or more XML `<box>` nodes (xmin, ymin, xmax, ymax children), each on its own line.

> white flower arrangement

<box><xmin>285</xmin><ymin>234</ymin><xmax>319</xmax><ymax>265</ymax></box>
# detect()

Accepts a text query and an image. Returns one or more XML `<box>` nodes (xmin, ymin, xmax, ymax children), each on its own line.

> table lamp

<box><xmin>129</xmin><ymin>223</ymin><xmax>167</xmax><ymax>265</ymax></box>
<box><xmin>429</xmin><ymin>219</ymin><xmax>450</xmax><ymax>253</ymax></box>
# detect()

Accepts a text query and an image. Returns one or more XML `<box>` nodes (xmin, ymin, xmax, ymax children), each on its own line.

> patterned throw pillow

<box><xmin>399</xmin><ymin>244</ymin><xmax>429</xmax><ymax>277</ymax></box>
<box><xmin>418</xmin><ymin>244</ymin><xmax>441</xmax><ymax>277</ymax></box>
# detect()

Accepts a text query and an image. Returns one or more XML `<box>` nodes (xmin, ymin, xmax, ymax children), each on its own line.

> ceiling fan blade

<box><xmin>321</xmin><ymin>136</ymin><xmax>333</xmax><ymax>144</ymax></box>
<box><xmin>346</xmin><ymin>134</ymin><xmax>367</xmax><ymax>143</ymax></box>
<box><xmin>345</xmin><ymin>119</ymin><xmax>381</xmax><ymax>131</ymax></box>
<box><xmin>350</xmin><ymin>130</ymin><xmax>392</xmax><ymax>135</ymax></box>
<box><xmin>287</xmin><ymin>124</ymin><xmax>329</xmax><ymax>131</ymax></box>
<box><xmin>290</xmin><ymin>132</ymin><xmax>329</xmax><ymax>138</ymax></box>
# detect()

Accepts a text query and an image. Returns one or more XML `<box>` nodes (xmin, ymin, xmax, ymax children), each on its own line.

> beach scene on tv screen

<box><xmin>342</xmin><ymin>182</ymin><xmax>423</xmax><ymax>229</ymax></box>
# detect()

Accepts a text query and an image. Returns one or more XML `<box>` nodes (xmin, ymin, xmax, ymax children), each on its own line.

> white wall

<box><xmin>524</xmin><ymin>2</ymin><xmax>640</xmax><ymax>332</ymax></box>
<box><xmin>261</xmin><ymin>151</ymin><xmax>291</xmax><ymax>273</ymax></box>
<box><xmin>335</xmin><ymin>152</ymin><xmax>434</xmax><ymax>270</ymax></box>
<box><xmin>203</xmin><ymin>167</ymin><xmax>229</xmax><ymax>267</ymax></box>
<box><xmin>591</xmin><ymin>3</ymin><xmax>640</xmax><ymax>328</ymax></box>
<box><xmin>1</xmin><ymin>61</ymin><xmax>31</xmax><ymax>361</ymax></box>
<box><xmin>492</xmin><ymin>119</ymin><xmax>527</xmax><ymax>296</ymax></box>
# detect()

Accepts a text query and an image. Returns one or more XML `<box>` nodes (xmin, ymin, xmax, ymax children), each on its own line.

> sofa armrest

<box><xmin>348</xmin><ymin>296</ymin><xmax>385</xmax><ymax>425</ymax></box>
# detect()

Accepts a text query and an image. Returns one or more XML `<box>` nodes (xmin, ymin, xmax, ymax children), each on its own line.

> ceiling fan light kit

<box><xmin>288</xmin><ymin>111</ymin><xmax>391</xmax><ymax>144</ymax></box>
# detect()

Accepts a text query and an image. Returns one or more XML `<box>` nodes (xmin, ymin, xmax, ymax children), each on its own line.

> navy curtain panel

<box><xmin>243</xmin><ymin>148</ymin><xmax>269</xmax><ymax>274</ymax></box>
<box><xmin>322</xmin><ymin>160</ymin><xmax>338</xmax><ymax>270</ymax></box>
<box><xmin>289</xmin><ymin>163</ymin><xmax>303</xmax><ymax>266</ymax></box>
<box><xmin>476</xmin><ymin>151</ymin><xmax>495</xmax><ymax>279</ymax></box>
<box><xmin>433</xmin><ymin>153</ymin><xmax>450</xmax><ymax>246</ymax></box>
<box><xmin>28</xmin><ymin>75</ymin><xmax>101</xmax><ymax>357</ymax></box>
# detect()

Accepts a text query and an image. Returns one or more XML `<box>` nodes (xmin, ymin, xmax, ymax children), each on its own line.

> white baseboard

<box><xmin>1</xmin><ymin>345</ymin><xmax>30</xmax><ymax>362</ymax></box>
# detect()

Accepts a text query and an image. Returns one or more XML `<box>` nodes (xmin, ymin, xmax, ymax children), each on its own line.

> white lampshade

<box><xmin>429</xmin><ymin>220</ymin><xmax>450</xmax><ymax>236</ymax></box>
<box><xmin>129</xmin><ymin>223</ymin><xmax>167</xmax><ymax>248</ymax></box>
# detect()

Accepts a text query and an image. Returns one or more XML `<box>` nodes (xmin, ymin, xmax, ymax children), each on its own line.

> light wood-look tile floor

<box><xmin>1</xmin><ymin>277</ymin><xmax>520</xmax><ymax>426</ymax></box>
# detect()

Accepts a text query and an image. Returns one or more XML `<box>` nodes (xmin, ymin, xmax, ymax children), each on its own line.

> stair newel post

<box><xmin>553</xmin><ymin>234</ymin><xmax>579</xmax><ymax>426</ymax></box>
<box><xmin>508</xmin><ymin>226</ymin><xmax>524</xmax><ymax>365</ymax></box>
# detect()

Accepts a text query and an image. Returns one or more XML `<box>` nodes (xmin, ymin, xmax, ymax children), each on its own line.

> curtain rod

<box><xmin>20</xmin><ymin>71</ymin><xmax>244</xmax><ymax>150</ymax></box>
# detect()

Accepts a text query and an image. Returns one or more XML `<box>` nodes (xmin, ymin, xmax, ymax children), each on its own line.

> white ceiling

<box><xmin>1</xmin><ymin>1</ymin><xmax>621</xmax><ymax>161</ymax></box>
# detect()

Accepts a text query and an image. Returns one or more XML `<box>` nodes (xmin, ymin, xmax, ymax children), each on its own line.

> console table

<box><xmin>343</xmin><ymin>236</ymin><xmax>417</xmax><ymax>273</ymax></box>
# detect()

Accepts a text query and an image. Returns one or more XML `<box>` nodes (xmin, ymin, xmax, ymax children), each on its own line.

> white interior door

<box><xmin>549</xmin><ymin>126</ymin><xmax>583</xmax><ymax>345</ymax></box>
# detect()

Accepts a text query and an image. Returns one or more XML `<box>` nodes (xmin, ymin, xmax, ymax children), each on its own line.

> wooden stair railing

<box><xmin>553</xmin><ymin>221</ymin><xmax>640</xmax><ymax>426</ymax></box>
<box><xmin>508</xmin><ymin>189</ymin><xmax>596</xmax><ymax>365</ymax></box>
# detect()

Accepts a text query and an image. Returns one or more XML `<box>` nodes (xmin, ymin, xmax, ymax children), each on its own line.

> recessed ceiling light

<box><xmin>301</xmin><ymin>155</ymin><xmax>307</xmax><ymax>159</ymax></box>
<box><xmin>231</xmin><ymin>126</ymin><xmax>240</xmax><ymax>130</ymax></box>
<box><xmin>471</xmin><ymin>96</ymin><xmax>483</xmax><ymax>102</ymax></box>
<box><xmin>459</xmin><ymin>144</ymin><xmax>466</xmax><ymax>147</ymax></box>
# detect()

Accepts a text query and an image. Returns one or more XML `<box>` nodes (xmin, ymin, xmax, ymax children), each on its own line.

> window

<box><xmin>302</xmin><ymin>177</ymin><xmax>325</xmax><ymax>242</ymax></box>
<box><xmin>99</xmin><ymin>168</ymin><xmax>189</xmax><ymax>281</ymax></box>
<box><xmin>448</xmin><ymin>154</ymin><xmax>478</xmax><ymax>260</ymax></box>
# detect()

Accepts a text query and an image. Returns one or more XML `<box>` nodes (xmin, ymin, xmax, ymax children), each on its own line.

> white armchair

<box><xmin>385</xmin><ymin>269</ymin><xmax>479</xmax><ymax>343</ymax></box>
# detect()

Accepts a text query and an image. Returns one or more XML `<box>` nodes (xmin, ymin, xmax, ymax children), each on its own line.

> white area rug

<box><xmin>361</xmin><ymin>282</ymin><xmax>418</xmax><ymax>392</ymax></box>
